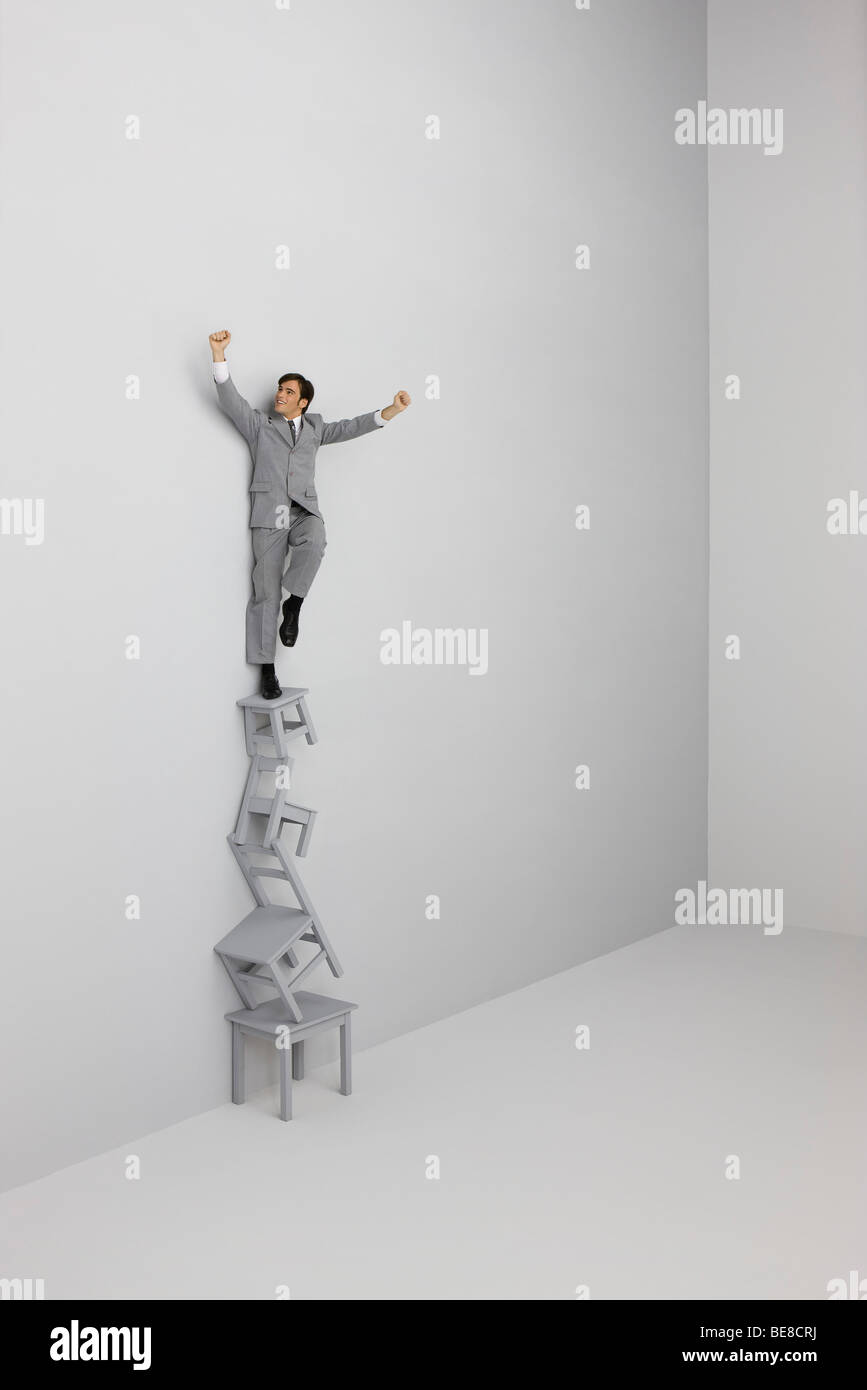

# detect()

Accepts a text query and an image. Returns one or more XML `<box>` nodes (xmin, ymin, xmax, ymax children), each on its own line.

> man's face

<box><xmin>274</xmin><ymin>378</ymin><xmax>307</xmax><ymax>419</ymax></box>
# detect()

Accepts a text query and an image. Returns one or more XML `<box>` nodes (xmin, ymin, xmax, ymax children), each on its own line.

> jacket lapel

<box><xmin>267</xmin><ymin>412</ymin><xmax>305</xmax><ymax>449</ymax></box>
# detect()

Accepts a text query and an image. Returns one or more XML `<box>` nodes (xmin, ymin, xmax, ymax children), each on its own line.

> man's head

<box><xmin>274</xmin><ymin>373</ymin><xmax>314</xmax><ymax>420</ymax></box>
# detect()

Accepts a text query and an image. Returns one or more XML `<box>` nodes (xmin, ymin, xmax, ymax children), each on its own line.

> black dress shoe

<box><xmin>279</xmin><ymin>599</ymin><xmax>300</xmax><ymax>647</ymax></box>
<box><xmin>260</xmin><ymin>669</ymin><xmax>282</xmax><ymax>700</ymax></box>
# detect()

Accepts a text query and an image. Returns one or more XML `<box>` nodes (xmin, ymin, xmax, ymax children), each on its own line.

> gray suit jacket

<box><xmin>215</xmin><ymin>372</ymin><xmax>383</xmax><ymax>527</ymax></box>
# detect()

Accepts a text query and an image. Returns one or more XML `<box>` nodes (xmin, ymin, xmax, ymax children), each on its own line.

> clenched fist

<box><xmin>380</xmin><ymin>389</ymin><xmax>411</xmax><ymax>422</ymax></box>
<box><xmin>209</xmin><ymin>329</ymin><xmax>231</xmax><ymax>360</ymax></box>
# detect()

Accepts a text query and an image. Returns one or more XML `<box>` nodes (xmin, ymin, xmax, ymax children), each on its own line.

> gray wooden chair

<box><xmin>226</xmin><ymin>993</ymin><xmax>357</xmax><ymax>1121</ymax></box>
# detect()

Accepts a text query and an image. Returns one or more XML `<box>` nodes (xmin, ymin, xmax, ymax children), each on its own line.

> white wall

<box><xmin>0</xmin><ymin>0</ymin><xmax>708</xmax><ymax>1191</ymax></box>
<box><xmin>708</xmin><ymin>0</ymin><xmax>867</xmax><ymax>934</ymax></box>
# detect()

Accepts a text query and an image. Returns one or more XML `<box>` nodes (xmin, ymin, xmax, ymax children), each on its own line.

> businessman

<box><xmin>209</xmin><ymin>330</ymin><xmax>411</xmax><ymax>698</ymax></box>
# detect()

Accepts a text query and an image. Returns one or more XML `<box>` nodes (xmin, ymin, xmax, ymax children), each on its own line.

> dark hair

<box><xmin>278</xmin><ymin>373</ymin><xmax>314</xmax><ymax>413</ymax></box>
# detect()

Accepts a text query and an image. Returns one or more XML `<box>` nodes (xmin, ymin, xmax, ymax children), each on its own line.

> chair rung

<box><xmin>252</xmin><ymin>721</ymin><xmax>307</xmax><ymax>745</ymax></box>
<box><xmin>248</xmin><ymin>798</ymin><xmax>311</xmax><ymax>824</ymax></box>
<box><xmin>287</xmin><ymin>947</ymin><xmax>326</xmax><ymax>989</ymax></box>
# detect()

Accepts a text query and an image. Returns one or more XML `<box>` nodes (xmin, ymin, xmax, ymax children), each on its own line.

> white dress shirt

<box><xmin>213</xmin><ymin>360</ymin><xmax>386</xmax><ymax>428</ymax></box>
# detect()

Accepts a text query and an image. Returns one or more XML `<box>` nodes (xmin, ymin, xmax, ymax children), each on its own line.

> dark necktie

<box><xmin>288</xmin><ymin>419</ymin><xmax>296</xmax><ymax>445</ymax></box>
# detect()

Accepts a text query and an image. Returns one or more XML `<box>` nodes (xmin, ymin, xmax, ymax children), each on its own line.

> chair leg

<box><xmin>232</xmin><ymin>1023</ymin><xmax>246</xmax><ymax>1105</ymax></box>
<box><xmin>298</xmin><ymin>696</ymin><xmax>318</xmax><ymax>744</ymax></box>
<box><xmin>279</xmin><ymin>1046</ymin><xmax>293</xmax><ymax>1121</ymax></box>
<box><xmin>292</xmin><ymin>1040</ymin><xmax>305</xmax><ymax>1080</ymax></box>
<box><xmin>339</xmin><ymin>1014</ymin><xmax>352</xmax><ymax>1096</ymax></box>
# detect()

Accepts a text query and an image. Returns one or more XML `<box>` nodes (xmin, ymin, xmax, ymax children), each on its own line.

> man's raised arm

<box><xmin>209</xmin><ymin>329</ymin><xmax>261</xmax><ymax>447</ymax></box>
<box><xmin>320</xmin><ymin>390</ymin><xmax>412</xmax><ymax>445</ymax></box>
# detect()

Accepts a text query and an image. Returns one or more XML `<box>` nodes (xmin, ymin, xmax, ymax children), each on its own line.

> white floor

<box><xmin>3</xmin><ymin>924</ymin><xmax>866</xmax><ymax>1301</ymax></box>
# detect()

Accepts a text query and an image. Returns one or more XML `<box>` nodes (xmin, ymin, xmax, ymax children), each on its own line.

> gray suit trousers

<box><xmin>246</xmin><ymin>502</ymin><xmax>327</xmax><ymax>664</ymax></box>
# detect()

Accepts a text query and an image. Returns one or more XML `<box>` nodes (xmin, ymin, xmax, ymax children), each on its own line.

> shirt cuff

<box><xmin>213</xmin><ymin>361</ymin><xmax>230</xmax><ymax>384</ymax></box>
<box><xmin>374</xmin><ymin>408</ymin><xmax>387</xmax><ymax>427</ymax></box>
